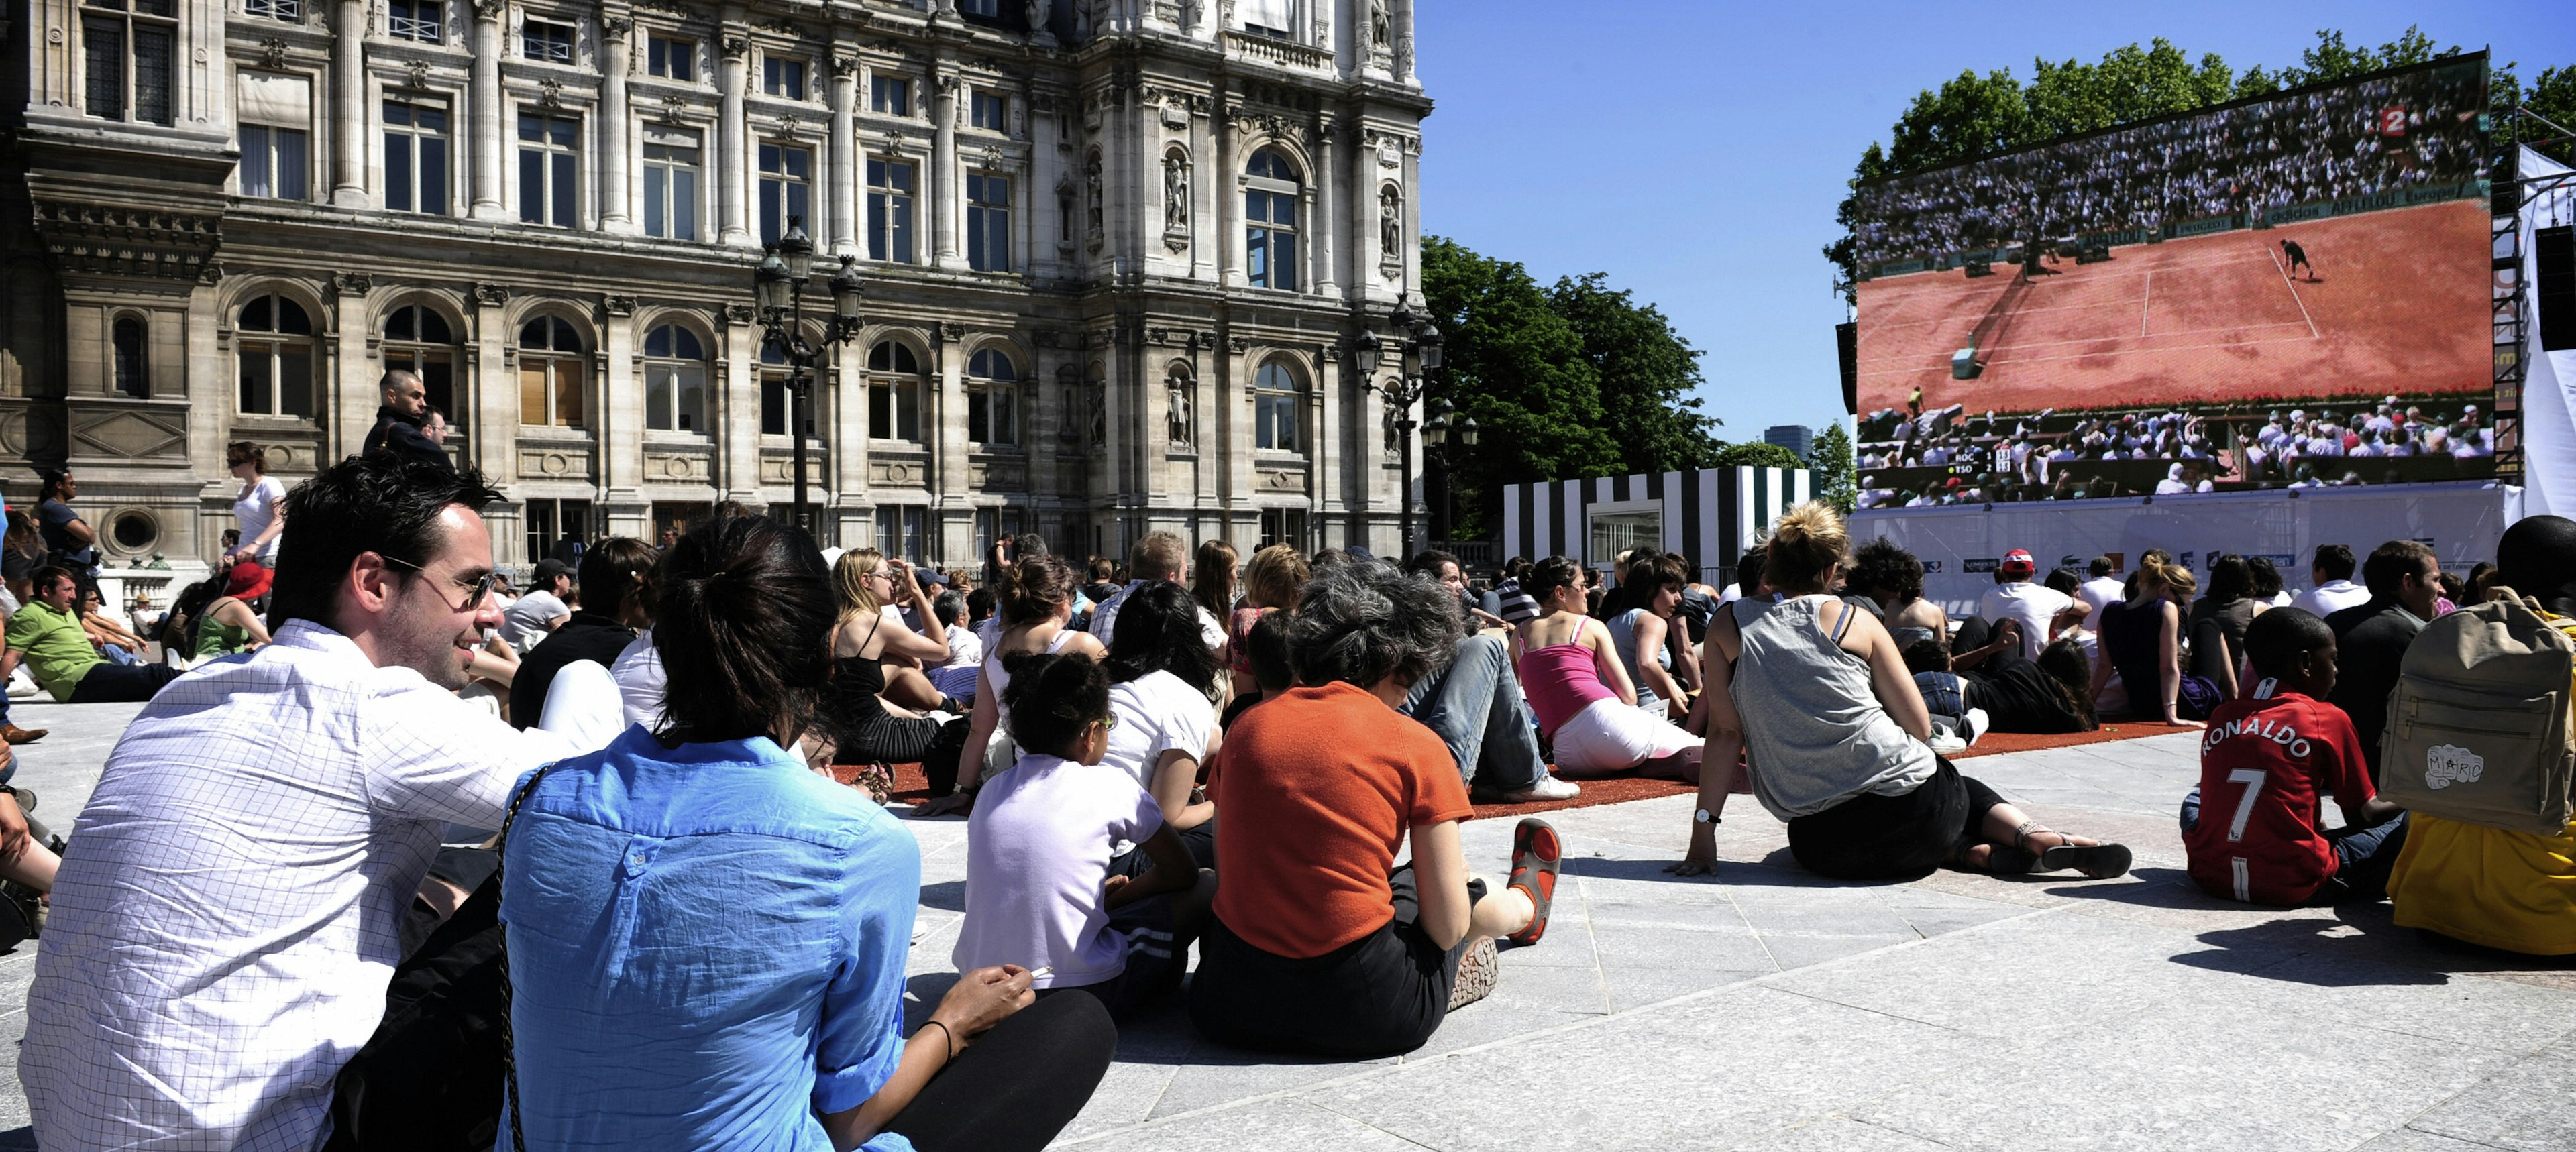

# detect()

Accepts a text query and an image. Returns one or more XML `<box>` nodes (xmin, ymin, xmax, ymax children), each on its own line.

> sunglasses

<box><xmin>378</xmin><ymin>553</ymin><xmax>499</xmax><ymax>611</ymax></box>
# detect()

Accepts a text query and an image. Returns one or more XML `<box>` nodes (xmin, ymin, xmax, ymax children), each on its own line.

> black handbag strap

<box><xmin>493</xmin><ymin>762</ymin><xmax>557</xmax><ymax>1152</ymax></box>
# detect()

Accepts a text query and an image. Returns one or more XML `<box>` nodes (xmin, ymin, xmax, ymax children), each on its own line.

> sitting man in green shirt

<box><xmin>3</xmin><ymin>567</ymin><xmax>181</xmax><ymax>703</ymax></box>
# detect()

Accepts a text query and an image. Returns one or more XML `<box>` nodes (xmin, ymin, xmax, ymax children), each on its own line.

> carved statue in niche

<box><xmin>1085</xmin><ymin>156</ymin><xmax>1105</xmax><ymax>239</ymax></box>
<box><xmin>1382</xmin><ymin>392</ymin><xmax>1403</xmax><ymax>461</ymax></box>
<box><xmin>1087</xmin><ymin>382</ymin><xmax>1108</xmax><ymax>445</ymax></box>
<box><xmin>1163</xmin><ymin>154</ymin><xmax>1189</xmax><ymax>233</ymax></box>
<box><xmin>1166</xmin><ymin>369</ymin><xmax>1195</xmax><ymax>447</ymax></box>
<box><xmin>1370</xmin><ymin>0</ymin><xmax>1390</xmax><ymax>48</ymax></box>
<box><xmin>1379</xmin><ymin>187</ymin><xmax>1402</xmax><ymax>261</ymax></box>
<box><xmin>1026</xmin><ymin>0</ymin><xmax>1051</xmax><ymax>31</ymax></box>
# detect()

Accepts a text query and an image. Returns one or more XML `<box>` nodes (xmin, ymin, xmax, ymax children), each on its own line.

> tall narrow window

<box><xmin>646</xmin><ymin>34</ymin><xmax>694</xmax><ymax>81</ymax></box>
<box><xmin>643</xmin><ymin>323</ymin><xmax>708</xmax><ymax>433</ymax></box>
<box><xmin>867</xmin><ymin>341</ymin><xmax>921</xmax><ymax>440</ymax></box>
<box><xmin>388</xmin><ymin>0</ymin><xmax>441</xmax><ymax>42</ymax></box>
<box><xmin>246</xmin><ymin>0</ymin><xmax>299</xmax><ymax>21</ymax></box>
<box><xmin>957</xmin><ymin>0</ymin><xmax>998</xmax><ymax>15</ymax></box>
<box><xmin>518</xmin><ymin>316</ymin><xmax>586</xmax><ymax>428</ymax></box>
<box><xmin>384</xmin><ymin>304</ymin><xmax>458</xmax><ymax>415</ymax></box>
<box><xmin>967</xmin><ymin>349</ymin><xmax>1017</xmax><ymax>446</ymax></box>
<box><xmin>384</xmin><ymin>101</ymin><xmax>450</xmax><ymax>215</ymax></box>
<box><xmin>235</xmin><ymin>295</ymin><xmax>316</xmax><ymax>419</ymax></box>
<box><xmin>240</xmin><ymin>123</ymin><xmax>311</xmax><ymax>200</ymax></box>
<box><xmin>970</xmin><ymin>91</ymin><xmax>1008</xmax><ymax>131</ymax></box>
<box><xmin>967</xmin><ymin>172</ymin><xmax>1010</xmax><ymax>273</ymax></box>
<box><xmin>758</xmin><ymin>143</ymin><xmax>810</xmax><ymax>246</ymax></box>
<box><xmin>521</xmin><ymin>19</ymin><xmax>573</xmax><ymax>62</ymax></box>
<box><xmin>518</xmin><ymin>111</ymin><xmax>580</xmax><ymax>227</ymax></box>
<box><xmin>761</xmin><ymin>56</ymin><xmax>806</xmax><ymax>99</ymax></box>
<box><xmin>869</xmin><ymin>75</ymin><xmax>910</xmax><ymax>115</ymax></box>
<box><xmin>875</xmin><ymin>506</ymin><xmax>926</xmax><ymax>562</ymax></box>
<box><xmin>642</xmin><ymin>125</ymin><xmax>700</xmax><ymax>240</ymax></box>
<box><xmin>759</xmin><ymin>343</ymin><xmax>803</xmax><ymax>437</ymax></box>
<box><xmin>867</xmin><ymin>157</ymin><xmax>916</xmax><ymax>264</ymax></box>
<box><xmin>1253</xmin><ymin>361</ymin><xmax>1301</xmax><ymax>451</ymax></box>
<box><xmin>113</xmin><ymin>317</ymin><xmax>148</xmax><ymax>398</ymax></box>
<box><xmin>1246</xmin><ymin>148</ymin><xmax>1300</xmax><ymax>290</ymax></box>
<box><xmin>1238</xmin><ymin>0</ymin><xmax>1293</xmax><ymax>38</ymax></box>
<box><xmin>84</xmin><ymin>0</ymin><xmax>176</xmax><ymax>125</ymax></box>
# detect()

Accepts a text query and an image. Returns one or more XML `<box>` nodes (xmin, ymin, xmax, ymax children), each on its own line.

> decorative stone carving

<box><xmin>604</xmin><ymin>294</ymin><xmax>637</xmax><ymax>316</ymax></box>
<box><xmin>940</xmin><ymin>322</ymin><xmax>965</xmax><ymax>343</ymax></box>
<box><xmin>404</xmin><ymin>58</ymin><xmax>431</xmax><ymax>90</ymax></box>
<box><xmin>601</xmin><ymin>14</ymin><xmax>633</xmax><ymax>36</ymax></box>
<box><xmin>472</xmin><ymin>0</ymin><xmax>506</xmax><ymax>19</ymax></box>
<box><xmin>828</xmin><ymin>54</ymin><xmax>857</xmax><ymax>76</ymax></box>
<box><xmin>643</xmin><ymin>451</ymin><xmax>712</xmax><ymax>481</ymax></box>
<box><xmin>1086</xmin><ymin>383</ymin><xmax>1106</xmax><ymax>445</ymax></box>
<box><xmin>1161</xmin><ymin>152</ymin><xmax>1189</xmax><ymax>239</ymax></box>
<box><xmin>29</xmin><ymin>202</ymin><xmax>223</xmax><ymax>282</ymax></box>
<box><xmin>72</xmin><ymin>410</ymin><xmax>186</xmax><ymax>459</ymax></box>
<box><xmin>537</xmin><ymin>76</ymin><xmax>564</xmax><ymax>109</ymax></box>
<box><xmin>331</xmin><ymin>272</ymin><xmax>373</xmax><ymax>295</ymax></box>
<box><xmin>657</xmin><ymin>94</ymin><xmax>687</xmax><ymax>123</ymax></box>
<box><xmin>1370</xmin><ymin>0</ymin><xmax>1389</xmax><ymax>47</ymax></box>
<box><xmin>1259</xmin><ymin>465</ymin><xmax>1306</xmax><ymax>490</ymax></box>
<box><xmin>1165</xmin><ymin>366</ymin><xmax>1195</xmax><ymax>447</ymax></box>
<box><xmin>720</xmin><ymin>34</ymin><xmax>749</xmax><ymax>57</ymax></box>
<box><xmin>1228</xmin><ymin>335</ymin><xmax>1249</xmax><ymax>355</ymax></box>
<box><xmin>472</xmin><ymin>282</ymin><xmax>513</xmax><ymax>306</ymax></box>
<box><xmin>1083</xmin><ymin>153</ymin><xmax>1104</xmax><ymax>249</ymax></box>
<box><xmin>1379</xmin><ymin>186</ymin><xmax>1403</xmax><ymax>276</ymax></box>
<box><xmin>518</xmin><ymin>447</ymin><xmax>597</xmax><ymax>481</ymax></box>
<box><xmin>724</xmin><ymin>302</ymin><xmax>757</xmax><ymax>325</ymax></box>
<box><xmin>258</xmin><ymin>38</ymin><xmax>290</xmax><ymax>70</ymax></box>
<box><xmin>969</xmin><ymin>459</ymin><xmax>1028</xmax><ymax>489</ymax></box>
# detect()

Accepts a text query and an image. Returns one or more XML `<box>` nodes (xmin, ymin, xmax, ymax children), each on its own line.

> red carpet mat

<box><xmin>865</xmin><ymin>721</ymin><xmax>2204</xmax><ymax>821</ymax></box>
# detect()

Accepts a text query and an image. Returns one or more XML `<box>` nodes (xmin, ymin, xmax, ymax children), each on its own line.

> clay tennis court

<box><xmin>1856</xmin><ymin>200</ymin><xmax>2491</xmax><ymax>415</ymax></box>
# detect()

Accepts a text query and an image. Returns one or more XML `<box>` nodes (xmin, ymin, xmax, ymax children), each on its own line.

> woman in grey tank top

<box><xmin>1671</xmin><ymin>504</ymin><xmax>2131</xmax><ymax>882</ymax></box>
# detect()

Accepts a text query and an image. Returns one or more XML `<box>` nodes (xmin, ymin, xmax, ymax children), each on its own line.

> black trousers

<box><xmin>1187</xmin><ymin>866</ymin><xmax>1485</xmax><ymax>1057</ymax></box>
<box><xmin>881</xmin><ymin>991</ymin><xmax>1117</xmax><ymax>1152</ymax></box>
<box><xmin>1786</xmin><ymin>758</ymin><xmax>2008</xmax><ymax>880</ymax></box>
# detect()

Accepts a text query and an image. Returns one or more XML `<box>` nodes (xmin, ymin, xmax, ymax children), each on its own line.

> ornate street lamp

<box><xmin>750</xmin><ymin>216</ymin><xmax>863</xmax><ymax>536</ymax></box>
<box><xmin>1356</xmin><ymin>300</ymin><xmax>1454</xmax><ymax>558</ymax></box>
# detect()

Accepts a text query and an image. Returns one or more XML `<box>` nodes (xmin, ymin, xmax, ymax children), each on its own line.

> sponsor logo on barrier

<box><xmin>1922</xmin><ymin>560</ymin><xmax>1943</xmax><ymax>573</ymax></box>
<box><xmin>1964</xmin><ymin>557</ymin><xmax>1998</xmax><ymax>575</ymax></box>
<box><xmin>2425</xmin><ymin>744</ymin><xmax>2485</xmax><ymax>790</ymax></box>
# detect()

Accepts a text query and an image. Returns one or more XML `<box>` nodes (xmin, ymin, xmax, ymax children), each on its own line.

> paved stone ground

<box><xmin>5</xmin><ymin>699</ymin><xmax>2573</xmax><ymax>1150</ymax></box>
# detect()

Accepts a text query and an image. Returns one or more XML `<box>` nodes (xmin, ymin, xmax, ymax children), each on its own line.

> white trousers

<box><xmin>1552</xmin><ymin>696</ymin><xmax>1698</xmax><ymax>772</ymax></box>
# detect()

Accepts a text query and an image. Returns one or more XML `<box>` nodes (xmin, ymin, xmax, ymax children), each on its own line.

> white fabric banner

<box><xmin>2519</xmin><ymin>146</ymin><xmax>2576</xmax><ymax>518</ymax></box>
<box><xmin>1854</xmin><ymin>484</ymin><xmax>2523</xmax><ymax>614</ymax></box>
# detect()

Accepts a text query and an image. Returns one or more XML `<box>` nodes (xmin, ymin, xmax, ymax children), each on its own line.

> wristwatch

<box><xmin>1694</xmin><ymin>807</ymin><xmax>1719</xmax><ymax>825</ymax></box>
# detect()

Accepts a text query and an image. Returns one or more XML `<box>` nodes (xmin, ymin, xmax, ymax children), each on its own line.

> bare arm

<box><xmin>1587</xmin><ymin>618</ymin><xmax>1640</xmax><ymax>708</ymax></box>
<box><xmin>1667</xmin><ymin>618</ymin><xmax>1702</xmax><ymax>691</ymax></box>
<box><xmin>1671</xmin><ymin>618</ymin><xmax>1747</xmax><ymax>876</ymax></box>
<box><xmin>209</xmin><ymin>598</ymin><xmax>273</xmax><ymax>647</ymax></box>
<box><xmin>820</xmin><ymin>966</ymin><xmax>1035</xmax><ymax>1151</ymax></box>
<box><xmin>1631</xmin><ymin>612</ymin><xmax>1687</xmax><ymax>712</ymax></box>
<box><xmin>2157</xmin><ymin>602</ymin><xmax>2190</xmax><ymax>725</ymax></box>
<box><xmin>1146</xmin><ymin>748</ymin><xmax>1215</xmax><ymax>831</ymax></box>
<box><xmin>1407</xmin><ymin>818</ymin><xmax>1473</xmax><ymax>950</ymax></box>
<box><xmin>871</xmin><ymin>607</ymin><xmax>951</xmax><ymax>666</ymax></box>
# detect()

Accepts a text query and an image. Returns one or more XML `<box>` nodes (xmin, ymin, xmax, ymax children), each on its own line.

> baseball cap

<box><xmin>531</xmin><ymin>558</ymin><xmax>573</xmax><ymax>586</ymax></box>
<box><xmin>1999</xmin><ymin>549</ymin><xmax>2036</xmax><ymax>576</ymax></box>
<box><xmin>919</xmin><ymin>567</ymin><xmax>951</xmax><ymax>587</ymax></box>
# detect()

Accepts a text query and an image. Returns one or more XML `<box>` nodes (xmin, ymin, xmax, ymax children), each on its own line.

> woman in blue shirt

<box><xmin>502</xmin><ymin>513</ymin><xmax>1115</xmax><ymax>1151</ymax></box>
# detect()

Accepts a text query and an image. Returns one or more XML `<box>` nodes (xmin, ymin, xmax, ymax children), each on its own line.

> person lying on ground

<box><xmin>1674</xmin><ymin>502</ymin><xmax>2131</xmax><ymax>881</ymax></box>
<box><xmin>1099</xmin><ymin>581</ymin><xmax>1222</xmax><ymax>873</ymax></box>
<box><xmin>500</xmin><ymin>512</ymin><xmax>1114</xmax><ymax>1151</ymax></box>
<box><xmin>1189</xmin><ymin>560</ymin><xmax>1559</xmax><ymax>1057</ymax></box>
<box><xmin>957</xmin><ymin>650</ymin><xmax>1212</xmax><ymax>1021</ymax></box>
<box><xmin>1515</xmin><ymin>557</ymin><xmax>1701</xmax><ymax>781</ymax></box>
<box><xmin>2183</xmin><ymin>608</ymin><xmax>2406</xmax><ymax>906</ymax></box>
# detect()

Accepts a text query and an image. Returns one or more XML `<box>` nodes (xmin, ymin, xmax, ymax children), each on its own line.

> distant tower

<box><xmin>1764</xmin><ymin>424</ymin><xmax>1815</xmax><ymax>460</ymax></box>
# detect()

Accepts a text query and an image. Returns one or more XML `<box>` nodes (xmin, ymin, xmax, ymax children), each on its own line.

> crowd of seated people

<box><xmin>1855</xmin><ymin>396</ymin><xmax>2498</xmax><ymax>510</ymax></box>
<box><xmin>18</xmin><ymin>443</ymin><xmax>2576</xmax><ymax>1150</ymax></box>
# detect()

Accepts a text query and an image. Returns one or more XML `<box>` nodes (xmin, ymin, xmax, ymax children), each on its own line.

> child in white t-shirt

<box><xmin>954</xmin><ymin>651</ymin><xmax>1212</xmax><ymax>1019</ymax></box>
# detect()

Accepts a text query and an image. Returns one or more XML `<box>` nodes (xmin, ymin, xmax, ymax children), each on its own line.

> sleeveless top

<box><xmin>1607</xmin><ymin>608</ymin><xmax>1672</xmax><ymax>715</ymax></box>
<box><xmin>192</xmin><ymin>597</ymin><xmax>255</xmax><ymax>658</ymax></box>
<box><xmin>822</xmin><ymin>611</ymin><xmax>900</xmax><ymax>736</ymax></box>
<box><xmin>984</xmin><ymin>625</ymin><xmax>1077</xmax><ymax>728</ymax></box>
<box><xmin>1733</xmin><ymin>595</ymin><xmax>1937</xmax><ymax>820</ymax></box>
<box><xmin>1516</xmin><ymin>643</ymin><xmax>1616</xmax><ymax>737</ymax></box>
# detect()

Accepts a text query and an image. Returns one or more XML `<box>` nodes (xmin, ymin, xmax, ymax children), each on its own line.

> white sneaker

<box><xmin>1928</xmin><ymin>732</ymin><xmax>1969</xmax><ymax>755</ymax></box>
<box><xmin>5</xmin><ymin>669</ymin><xmax>36</xmax><ymax>699</ymax></box>
<box><xmin>1500</xmin><ymin>775</ymin><xmax>1581</xmax><ymax>802</ymax></box>
<box><xmin>1962</xmin><ymin>707</ymin><xmax>1990</xmax><ymax>746</ymax></box>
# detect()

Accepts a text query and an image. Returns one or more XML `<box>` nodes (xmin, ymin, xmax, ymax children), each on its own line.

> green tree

<box><xmin>1710</xmin><ymin>441</ymin><xmax>1805</xmax><ymax>470</ymax></box>
<box><xmin>1546</xmin><ymin>272</ymin><xmax>1723</xmax><ymax>474</ymax></box>
<box><xmin>1808</xmin><ymin>422</ymin><xmax>1858</xmax><ymax>514</ymax></box>
<box><xmin>1419</xmin><ymin>235</ymin><xmax>1621</xmax><ymax>539</ymax></box>
<box><xmin>2508</xmin><ymin>64</ymin><xmax>2576</xmax><ymax>163</ymax></box>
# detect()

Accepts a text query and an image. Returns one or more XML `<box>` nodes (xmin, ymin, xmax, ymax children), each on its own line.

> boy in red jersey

<box><xmin>2182</xmin><ymin>608</ymin><xmax>2408</xmax><ymax>905</ymax></box>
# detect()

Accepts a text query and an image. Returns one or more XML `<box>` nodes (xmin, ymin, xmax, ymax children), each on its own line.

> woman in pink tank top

<box><xmin>1511</xmin><ymin>557</ymin><xmax>1702</xmax><ymax>779</ymax></box>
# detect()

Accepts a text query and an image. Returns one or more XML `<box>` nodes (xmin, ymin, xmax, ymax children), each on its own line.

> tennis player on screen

<box><xmin>2281</xmin><ymin>239</ymin><xmax>2316</xmax><ymax>282</ymax></box>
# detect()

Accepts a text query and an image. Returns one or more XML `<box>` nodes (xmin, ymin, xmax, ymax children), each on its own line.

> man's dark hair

<box><xmin>2045</xmin><ymin>567</ymin><xmax>2082</xmax><ymax>597</ymax></box>
<box><xmin>270</xmin><ymin>454</ymin><xmax>504</xmax><ymax>634</ymax></box>
<box><xmin>1505</xmin><ymin>556</ymin><xmax>1532</xmax><ymax>580</ymax></box>
<box><xmin>1900</xmin><ymin>636</ymin><xmax>1949</xmax><ymax>675</ymax></box>
<box><xmin>577</xmin><ymin>537</ymin><xmax>659</xmax><ymax>622</ymax></box>
<box><xmin>2204</xmin><ymin>553</ymin><xmax>2253</xmax><ymax>603</ymax></box>
<box><xmin>2312</xmin><ymin>544</ymin><xmax>2357</xmax><ymax>581</ymax></box>
<box><xmin>1104</xmin><ymin>580</ymin><xmax>1220</xmax><ymax>693</ymax></box>
<box><xmin>29</xmin><ymin>565</ymin><xmax>73</xmax><ymax>601</ymax></box>
<box><xmin>2245</xmin><ymin>607</ymin><xmax>2334</xmax><ymax>680</ymax></box>
<box><xmin>1734</xmin><ymin>545</ymin><xmax>1768</xmax><ymax>595</ymax></box>
<box><xmin>2088</xmin><ymin>555</ymin><xmax>2114</xmax><ymax>578</ymax></box>
<box><xmin>1001</xmin><ymin>651</ymin><xmax>1110</xmax><ymax>759</ymax></box>
<box><xmin>2247</xmin><ymin>556</ymin><xmax>2285</xmax><ymax>599</ymax></box>
<box><xmin>1404</xmin><ymin>549</ymin><xmax>1462</xmax><ymax>580</ymax></box>
<box><xmin>1848</xmin><ymin>538</ymin><xmax>1921</xmax><ymax>603</ymax></box>
<box><xmin>965</xmin><ymin>586</ymin><xmax>996</xmax><ymax>624</ymax></box>
<box><xmin>932</xmin><ymin>589</ymin><xmax>967</xmax><ymax>627</ymax></box>
<box><xmin>2361</xmin><ymin>539</ymin><xmax>2437</xmax><ymax>600</ymax></box>
<box><xmin>653</xmin><ymin>513</ymin><xmax>833</xmax><ymax>743</ymax></box>
<box><xmin>1244</xmin><ymin>610</ymin><xmax>1295</xmax><ymax>695</ymax></box>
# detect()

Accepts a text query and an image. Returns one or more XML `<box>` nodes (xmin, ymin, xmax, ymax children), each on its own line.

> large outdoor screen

<box><xmin>1849</xmin><ymin>54</ymin><xmax>2494</xmax><ymax>510</ymax></box>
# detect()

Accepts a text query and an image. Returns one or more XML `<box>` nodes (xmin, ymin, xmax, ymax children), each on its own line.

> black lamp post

<box><xmin>753</xmin><ymin>215</ymin><xmax>863</xmax><ymax>536</ymax></box>
<box><xmin>1352</xmin><ymin>300</ymin><xmax>1448</xmax><ymax>558</ymax></box>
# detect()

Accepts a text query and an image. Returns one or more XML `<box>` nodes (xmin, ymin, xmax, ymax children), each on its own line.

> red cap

<box><xmin>224</xmin><ymin>561</ymin><xmax>274</xmax><ymax>600</ymax></box>
<box><xmin>2000</xmin><ymin>549</ymin><xmax>2036</xmax><ymax>575</ymax></box>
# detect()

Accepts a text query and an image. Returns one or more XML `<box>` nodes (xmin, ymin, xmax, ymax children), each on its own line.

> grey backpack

<box><xmin>2377</xmin><ymin>599</ymin><xmax>2576</xmax><ymax>834</ymax></box>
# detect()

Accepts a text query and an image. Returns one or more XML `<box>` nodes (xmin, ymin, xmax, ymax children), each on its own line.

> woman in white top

<box><xmin>222</xmin><ymin>442</ymin><xmax>287</xmax><ymax>571</ymax></box>
<box><xmin>918</xmin><ymin>553</ymin><xmax>1103</xmax><ymax>817</ymax></box>
<box><xmin>1099</xmin><ymin>581</ymin><xmax>1223</xmax><ymax>873</ymax></box>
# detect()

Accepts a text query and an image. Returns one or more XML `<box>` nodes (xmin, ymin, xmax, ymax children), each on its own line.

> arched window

<box><xmin>643</xmin><ymin>323</ymin><xmax>706</xmax><ymax>432</ymax></box>
<box><xmin>518</xmin><ymin>315</ymin><xmax>585</xmax><ymax>428</ymax></box>
<box><xmin>384</xmin><ymin>304</ymin><xmax>458</xmax><ymax>415</ymax></box>
<box><xmin>967</xmin><ymin>348</ymin><xmax>1017</xmax><ymax>446</ymax></box>
<box><xmin>236</xmin><ymin>294</ymin><xmax>315</xmax><ymax>418</ymax></box>
<box><xmin>1254</xmin><ymin>360</ymin><xmax>1301</xmax><ymax>451</ymax></box>
<box><xmin>867</xmin><ymin>340</ymin><xmax>921</xmax><ymax>441</ymax></box>
<box><xmin>1245</xmin><ymin>148</ymin><xmax>1299</xmax><ymax>290</ymax></box>
<box><xmin>113</xmin><ymin>316</ymin><xmax>148</xmax><ymax>397</ymax></box>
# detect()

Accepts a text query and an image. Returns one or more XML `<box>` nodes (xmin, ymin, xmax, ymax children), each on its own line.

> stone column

<box><xmin>470</xmin><ymin>284</ymin><xmax>515</xmax><ymax>494</ymax></box>
<box><xmin>930</xmin><ymin>70</ymin><xmax>959</xmax><ymax>269</ymax></box>
<box><xmin>331</xmin><ymin>0</ymin><xmax>368</xmax><ymax>205</ymax></box>
<box><xmin>718</xmin><ymin>34</ymin><xmax>751</xmax><ymax>245</ymax></box>
<box><xmin>1391</xmin><ymin>0</ymin><xmax>1414</xmax><ymax>81</ymax></box>
<box><xmin>598</xmin><ymin>14</ymin><xmax>634</xmax><ymax>231</ymax></box>
<box><xmin>1350</xmin><ymin>126</ymin><xmax>1379</xmax><ymax>302</ymax></box>
<box><xmin>601</xmin><ymin>296</ymin><xmax>641</xmax><ymax>506</ymax></box>
<box><xmin>719</xmin><ymin>305</ymin><xmax>760</xmax><ymax>498</ymax></box>
<box><xmin>1216</xmin><ymin>98</ymin><xmax>1241</xmax><ymax>288</ymax></box>
<box><xmin>470</xmin><ymin>0</ymin><xmax>507</xmax><ymax>219</ymax></box>
<box><xmin>331</xmin><ymin>274</ymin><xmax>374</xmax><ymax>452</ymax></box>
<box><xmin>827</xmin><ymin>56</ymin><xmax>857</xmax><ymax>256</ymax></box>
<box><xmin>1311</xmin><ymin>122</ymin><xmax>1338</xmax><ymax>295</ymax></box>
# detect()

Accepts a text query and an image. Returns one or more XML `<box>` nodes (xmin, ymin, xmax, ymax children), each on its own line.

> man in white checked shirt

<box><xmin>23</xmin><ymin>455</ymin><xmax>608</xmax><ymax>1151</ymax></box>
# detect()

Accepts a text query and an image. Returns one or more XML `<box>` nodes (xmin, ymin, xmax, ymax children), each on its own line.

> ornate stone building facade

<box><xmin>2</xmin><ymin>0</ymin><xmax>1430</xmax><ymax>567</ymax></box>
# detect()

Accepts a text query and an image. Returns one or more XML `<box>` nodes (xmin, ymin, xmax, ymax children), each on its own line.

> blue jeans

<box><xmin>101</xmin><ymin>642</ymin><xmax>142</xmax><ymax>666</ymax></box>
<box><xmin>1399</xmin><ymin>634</ymin><xmax>1545</xmax><ymax>793</ymax></box>
<box><xmin>2180</xmin><ymin>786</ymin><xmax>2411</xmax><ymax>903</ymax></box>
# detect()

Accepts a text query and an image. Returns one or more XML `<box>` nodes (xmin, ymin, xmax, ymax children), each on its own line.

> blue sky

<box><xmin>1413</xmin><ymin>1</ymin><xmax>2576</xmax><ymax>445</ymax></box>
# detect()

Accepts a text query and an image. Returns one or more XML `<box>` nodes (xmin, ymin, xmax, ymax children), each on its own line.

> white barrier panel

<box><xmin>2520</xmin><ymin>145</ymin><xmax>2576</xmax><ymax>517</ymax></box>
<box><xmin>1852</xmin><ymin>483</ymin><xmax>2524</xmax><ymax>614</ymax></box>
